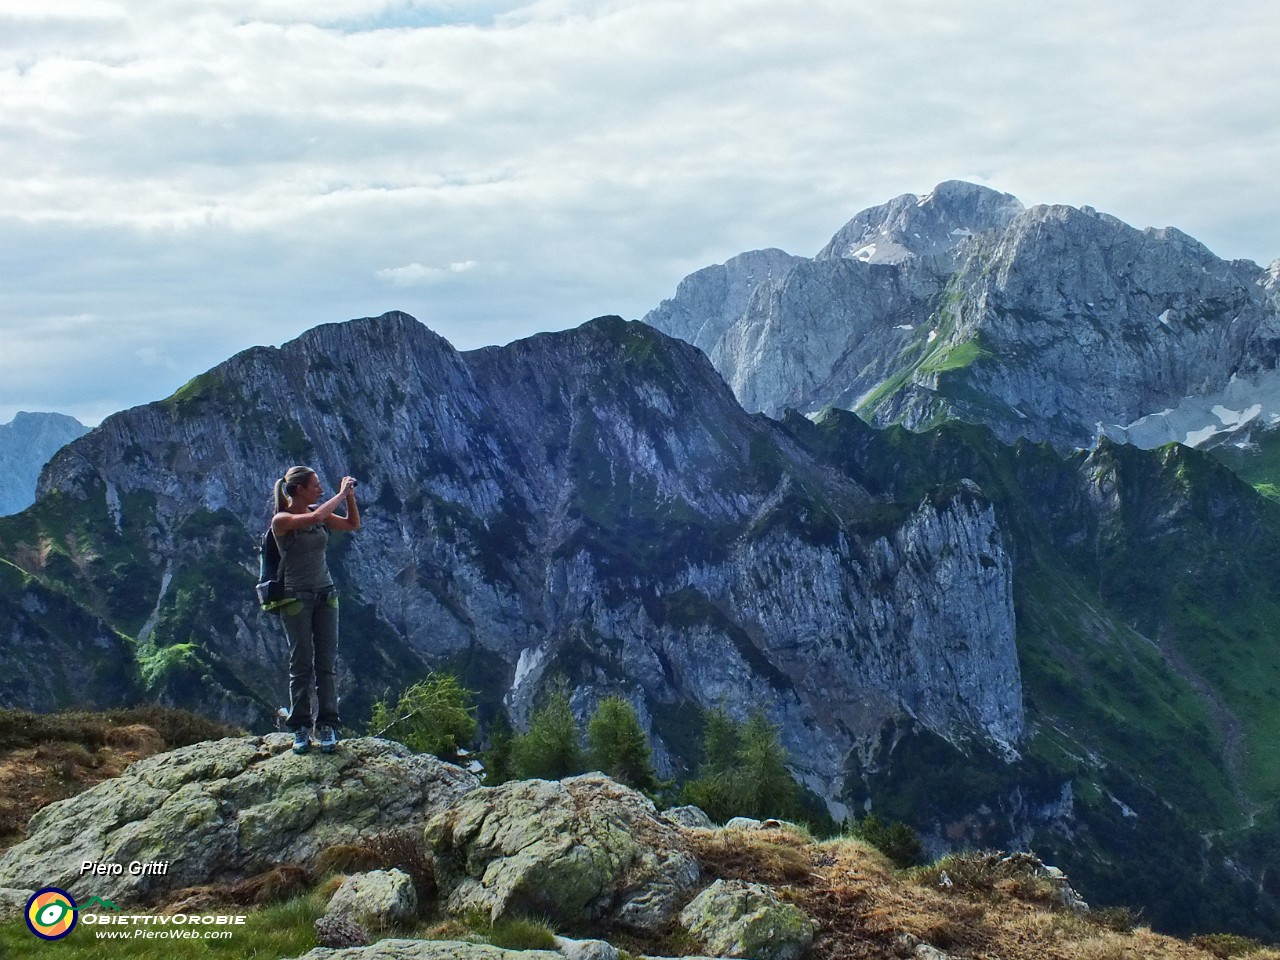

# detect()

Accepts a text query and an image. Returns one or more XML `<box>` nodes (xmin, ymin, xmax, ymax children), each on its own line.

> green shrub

<box><xmin>587</xmin><ymin>695</ymin><xmax>657</xmax><ymax>791</ymax></box>
<box><xmin>367</xmin><ymin>672</ymin><xmax>477</xmax><ymax>757</ymax></box>
<box><xmin>1087</xmin><ymin>905</ymin><xmax>1140</xmax><ymax>933</ymax></box>
<box><xmin>484</xmin><ymin>915</ymin><xmax>558</xmax><ymax>951</ymax></box>
<box><xmin>845</xmin><ymin>812</ymin><xmax>924</xmax><ymax>868</ymax></box>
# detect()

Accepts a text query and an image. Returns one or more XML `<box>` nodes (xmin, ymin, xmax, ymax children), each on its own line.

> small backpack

<box><xmin>255</xmin><ymin>528</ymin><xmax>291</xmax><ymax>613</ymax></box>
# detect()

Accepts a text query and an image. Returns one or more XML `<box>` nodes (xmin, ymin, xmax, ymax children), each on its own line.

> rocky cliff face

<box><xmin>0</xmin><ymin>411</ymin><xmax>87</xmax><ymax>515</ymax></box>
<box><xmin>2</xmin><ymin>313</ymin><xmax>1023</xmax><ymax>819</ymax></box>
<box><xmin>644</xmin><ymin>181</ymin><xmax>1280</xmax><ymax>451</ymax></box>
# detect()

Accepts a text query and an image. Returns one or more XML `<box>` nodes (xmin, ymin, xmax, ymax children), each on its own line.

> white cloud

<box><xmin>376</xmin><ymin>260</ymin><xmax>478</xmax><ymax>286</ymax></box>
<box><xmin>1</xmin><ymin>0</ymin><xmax>1279</xmax><ymax>423</ymax></box>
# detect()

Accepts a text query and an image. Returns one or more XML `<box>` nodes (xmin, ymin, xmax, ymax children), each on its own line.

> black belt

<box><xmin>287</xmin><ymin>586</ymin><xmax>337</xmax><ymax>601</ymax></box>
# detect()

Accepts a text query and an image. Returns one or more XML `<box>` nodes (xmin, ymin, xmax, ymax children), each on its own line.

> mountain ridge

<box><xmin>644</xmin><ymin>181</ymin><xmax>1280</xmax><ymax>454</ymax></box>
<box><xmin>8</xmin><ymin>313</ymin><xmax>1025</xmax><ymax>825</ymax></box>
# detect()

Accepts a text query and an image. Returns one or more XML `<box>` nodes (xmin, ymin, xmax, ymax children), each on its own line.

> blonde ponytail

<box><xmin>272</xmin><ymin>466</ymin><xmax>316</xmax><ymax>515</ymax></box>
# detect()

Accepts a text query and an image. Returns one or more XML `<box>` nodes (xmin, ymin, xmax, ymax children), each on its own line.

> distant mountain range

<box><xmin>0</xmin><ymin>411</ymin><xmax>88</xmax><ymax>515</ymax></box>
<box><xmin>4</xmin><ymin>184</ymin><xmax>1280</xmax><ymax>938</ymax></box>
<box><xmin>645</xmin><ymin>180</ymin><xmax>1280</xmax><ymax>459</ymax></box>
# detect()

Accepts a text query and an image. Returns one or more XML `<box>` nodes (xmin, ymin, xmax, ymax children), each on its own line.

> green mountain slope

<box><xmin>779</xmin><ymin>410</ymin><xmax>1280</xmax><ymax>936</ymax></box>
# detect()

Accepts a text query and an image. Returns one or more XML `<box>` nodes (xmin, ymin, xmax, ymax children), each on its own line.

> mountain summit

<box><xmin>645</xmin><ymin>181</ymin><xmax>1280</xmax><ymax>451</ymax></box>
<box><xmin>817</xmin><ymin>180</ymin><xmax>1025</xmax><ymax>265</ymax></box>
<box><xmin>0</xmin><ymin>411</ymin><xmax>87</xmax><ymax>515</ymax></box>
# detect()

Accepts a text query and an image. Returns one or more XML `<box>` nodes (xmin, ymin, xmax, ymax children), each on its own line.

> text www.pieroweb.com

<box><xmin>83</xmin><ymin>914</ymin><xmax>244</xmax><ymax>940</ymax></box>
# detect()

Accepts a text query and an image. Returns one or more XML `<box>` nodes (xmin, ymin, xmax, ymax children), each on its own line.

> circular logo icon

<box><xmin>25</xmin><ymin>887</ymin><xmax>78</xmax><ymax>940</ymax></box>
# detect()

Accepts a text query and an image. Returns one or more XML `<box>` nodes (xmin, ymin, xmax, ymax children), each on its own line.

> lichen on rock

<box><xmin>0</xmin><ymin>735</ymin><xmax>477</xmax><ymax>907</ymax></box>
<box><xmin>678</xmin><ymin>878</ymin><xmax>816</xmax><ymax>960</ymax></box>
<box><xmin>425</xmin><ymin>773</ymin><xmax>699</xmax><ymax>932</ymax></box>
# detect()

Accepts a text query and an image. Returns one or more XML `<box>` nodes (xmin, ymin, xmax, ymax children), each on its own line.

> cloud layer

<box><xmin>3</xmin><ymin>0</ymin><xmax>1279</xmax><ymax>423</ymax></box>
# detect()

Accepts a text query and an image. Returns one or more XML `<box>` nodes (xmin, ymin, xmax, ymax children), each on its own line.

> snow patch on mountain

<box><xmin>1099</xmin><ymin>369</ymin><xmax>1280</xmax><ymax>449</ymax></box>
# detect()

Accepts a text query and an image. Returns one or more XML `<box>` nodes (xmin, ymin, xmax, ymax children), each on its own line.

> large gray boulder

<box><xmin>0</xmin><ymin>735</ymin><xmax>478</xmax><ymax>907</ymax></box>
<box><xmin>551</xmin><ymin>937</ymin><xmax>619</xmax><ymax>960</ymax></box>
<box><xmin>425</xmin><ymin>773</ymin><xmax>700</xmax><ymax>933</ymax></box>
<box><xmin>679</xmin><ymin>878</ymin><xmax>816</xmax><ymax>960</ymax></box>
<box><xmin>660</xmin><ymin>805</ymin><xmax>714</xmax><ymax>829</ymax></box>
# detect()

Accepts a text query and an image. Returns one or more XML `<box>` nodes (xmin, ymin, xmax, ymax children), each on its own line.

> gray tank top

<box><xmin>281</xmin><ymin>523</ymin><xmax>333</xmax><ymax>591</ymax></box>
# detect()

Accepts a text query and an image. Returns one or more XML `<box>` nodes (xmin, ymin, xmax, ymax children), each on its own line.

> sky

<box><xmin>3</xmin><ymin>0</ymin><xmax>1279</xmax><ymax>426</ymax></box>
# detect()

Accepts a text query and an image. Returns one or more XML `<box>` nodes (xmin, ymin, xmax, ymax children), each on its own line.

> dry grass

<box><xmin>161</xmin><ymin>864</ymin><xmax>315</xmax><ymax>913</ymax></box>
<box><xmin>0</xmin><ymin>740</ymin><xmax>154</xmax><ymax>847</ymax></box>
<box><xmin>681</xmin><ymin>824</ymin><xmax>1233</xmax><ymax>960</ymax></box>
<box><xmin>0</xmin><ymin>706</ymin><xmax>239</xmax><ymax>851</ymax></box>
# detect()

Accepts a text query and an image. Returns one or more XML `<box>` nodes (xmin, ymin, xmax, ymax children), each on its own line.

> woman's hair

<box><xmin>273</xmin><ymin>465</ymin><xmax>316</xmax><ymax>515</ymax></box>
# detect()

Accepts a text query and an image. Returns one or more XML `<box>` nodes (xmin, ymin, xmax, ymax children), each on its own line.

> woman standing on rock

<box><xmin>271</xmin><ymin>465</ymin><xmax>360</xmax><ymax>755</ymax></box>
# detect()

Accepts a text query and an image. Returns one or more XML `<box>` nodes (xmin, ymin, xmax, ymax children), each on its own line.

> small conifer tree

<box><xmin>482</xmin><ymin>715</ymin><xmax>515</xmax><ymax>785</ymax></box>
<box><xmin>735</xmin><ymin>712</ymin><xmax>802</xmax><ymax>821</ymax></box>
<box><xmin>699</xmin><ymin>706</ymin><xmax>741</xmax><ymax>777</ymax></box>
<box><xmin>680</xmin><ymin>707</ymin><xmax>805</xmax><ymax>824</ymax></box>
<box><xmin>587</xmin><ymin>695</ymin><xmax>657</xmax><ymax>791</ymax></box>
<box><xmin>510</xmin><ymin>689</ymin><xmax>585</xmax><ymax>780</ymax></box>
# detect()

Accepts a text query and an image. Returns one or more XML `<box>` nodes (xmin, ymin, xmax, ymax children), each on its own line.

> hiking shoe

<box><xmin>292</xmin><ymin>727</ymin><xmax>311</xmax><ymax>755</ymax></box>
<box><xmin>317</xmin><ymin>724</ymin><xmax>339</xmax><ymax>754</ymax></box>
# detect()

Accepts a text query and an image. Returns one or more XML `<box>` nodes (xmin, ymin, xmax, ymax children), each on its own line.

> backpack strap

<box><xmin>272</xmin><ymin>528</ymin><xmax>294</xmax><ymax>578</ymax></box>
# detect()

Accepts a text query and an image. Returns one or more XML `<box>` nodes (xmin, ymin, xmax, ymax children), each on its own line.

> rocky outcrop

<box><xmin>425</xmin><ymin>774</ymin><xmax>699</xmax><ymax>932</ymax></box>
<box><xmin>0</xmin><ymin>887</ymin><xmax>26</xmax><ymax>922</ymax></box>
<box><xmin>678</xmin><ymin>879</ymin><xmax>815</xmax><ymax>960</ymax></box>
<box><xmin>0</xmin><ymin>729</ymin><xmax>1222</xmax><ymax>958</ymax></box>
<box><xmin>551</xmin><ymin>937</ymin><xmax>621</xmax><ymax>960</ymax></box>
<box><xmin>662</xmin><ymin>805</ymin><xmax>714</xmax><ymax>829</ymax></box>
<box><xmin>315</xmin><ymin>913</ymin><xmax>374</xmax><ymax>949</ymax></box>
<box><xmin>644</xmin><ymin>181</ymin><xmax>1280</xmax><ymax>451</ymax></box>
<box><xmin>0</xmin><ymin>735</ymin><xmax>478</xmax><ymax>906</ymax></box>
<box><xmin>0</xmin><ymin>411</ymin><xmax>87</xmax><ymax>516</ymax></box>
